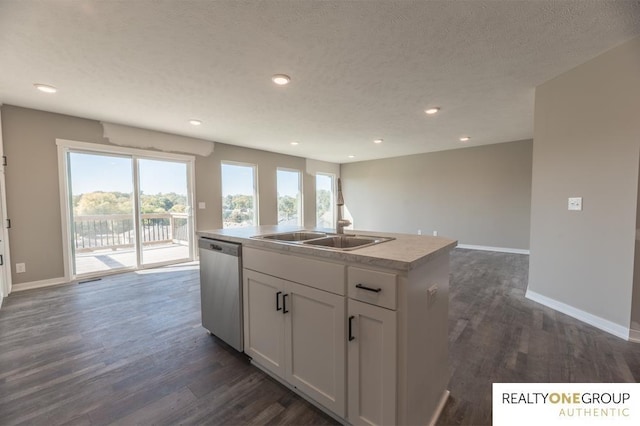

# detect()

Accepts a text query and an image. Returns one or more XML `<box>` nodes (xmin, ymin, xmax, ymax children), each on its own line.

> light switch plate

<box><xmin>568</xmin><ymin>197</ymin><xmax>582</xmax><ymax>211</ymax></box>
<box><xmin>198</xmin><ymin>202</ymin><xmax>206</xmax><ymax>209</ymax></box>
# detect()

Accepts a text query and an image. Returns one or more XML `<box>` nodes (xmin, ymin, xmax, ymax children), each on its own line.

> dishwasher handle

<box><xmin>198</xmin><ymin>238</ymin><xmax>241</xmax><ymax>257</ymax></box>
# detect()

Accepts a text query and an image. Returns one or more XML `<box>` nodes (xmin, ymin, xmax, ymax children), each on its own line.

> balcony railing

<box><xmin>73</xmin><ymin>213</ymin><xmax>189</xmax><ymax>252</ymax></box>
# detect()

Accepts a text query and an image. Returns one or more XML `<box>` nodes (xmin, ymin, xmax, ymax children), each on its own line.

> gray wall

<box><xmin>341</xmin><ymin>139</ymin><xmax>532</xmax><ymax>249</ymax></box>
<box><xmin>195</xmin><ymin>143</ymin><xmax>333</xmax><ymax>230</ymax></box>
<box><xmin>528</xmin><ymin>36</ymin><xmax>640</xmax><ymax>328</ymax></box>
<box><xmin>633</xmin><ymin>154</ymin><xmax>640</xmax><ymax>330</ymax></box>
<box><xmin>1</xmin><ymin>105</ymin><xmax>337</xmax><ymax>285</ymax></box>
<box><xmin>2</xmin><ymin>106</ymin><xmax>109</xmax><ymax>284</ymax></box>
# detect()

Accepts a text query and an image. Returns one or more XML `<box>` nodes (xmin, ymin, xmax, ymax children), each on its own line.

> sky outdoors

<box><xmin>69</xmin><ymin>153</ymin><xmax>331</xmax><ymax>199</ymax></box>
<box><xmin>69</xmin><ymin>152</ymin><xmax>187</xmax><ymax>195</ymax></box>
<box><xmin>276</xmin><ymin>169</ymin><xmax>300</xmax><ymax>197</ymax></box>
<box><xmin>221</xmin><ymin>163</ymin><xmax>256</xmax><ymax>196</ymax></box>
<box><xmin>316</xmin><ymin>173</ymin><xmax>333</xmax><ymax>192</ymax></box>
<box><xmin>221</xmin><ymin>164</ymin><xmax>302</xmax><ymax>198</ymax></box>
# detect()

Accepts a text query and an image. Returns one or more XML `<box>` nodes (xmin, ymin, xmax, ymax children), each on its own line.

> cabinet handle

<box><xmin>276</xmin><ymin>291</ymin><xmax>282</xmax><ymax>311</ymax></box>
<box><xmin>355</xmin><ymin>283</ymin><xmax>382</xmax><ymax>293</ymax></box>
<box><xmin>348</xmin><ymin>315</ymin><xmax>355</xmax><ymax>341</ymax></box>
<box><xmin>282</xmin><ymin>293</ymin><xmax>289</xmax><ymax>314</ymax></box>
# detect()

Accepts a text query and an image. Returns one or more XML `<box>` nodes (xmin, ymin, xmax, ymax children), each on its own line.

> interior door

<box><xmin>0</xmin><ymin>171</ymin><xmax>8</xmax><ymax>298</ymax></box>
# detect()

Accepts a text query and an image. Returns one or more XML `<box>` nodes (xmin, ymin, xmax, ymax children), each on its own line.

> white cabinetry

<box><xmin>242</xmin><ymin>245</ymin><xmax>451</xmax><ymax>426</ymax></box>
<box><xmin>243</xmin><ymin>250</ymin><xmax>346</xmax><ymax>417</ymax></box>
<box><xmin>346</xmin><ymin>255</ymin><xmax>450</xmax><ymax>426</ymax></box>
<box><xmin>286</xmin><ymin>279</ymin><xmax>345</xmax><ymax>415</ymax></box>
<box><xmin>243</xmin><ymin>269</ymin><xmax>285</xmax><ymax>376</ymax></box>
<box><xmin>347</xmin><ymin>298</ymin><xmax>397</xmax><ymax>426</ymax></box>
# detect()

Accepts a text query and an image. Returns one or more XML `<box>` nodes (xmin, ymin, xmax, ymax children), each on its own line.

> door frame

<box><xmin>56</xmin><ymin>139</ymin><xmax>196</xmax><ymax>282</ymax></box>
<box><xmin>0</xmin><ymin>106</ymin><xmax>11</xmax><ymax>298</ymax></box>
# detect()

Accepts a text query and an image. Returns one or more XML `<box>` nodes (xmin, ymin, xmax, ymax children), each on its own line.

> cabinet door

<box><xmin>243</xmin><ymin>269</ymin><xmax>285</xmax><ymax>377</ymax></box>
<box><xmin>285</xmin><ymin>281</ymin><xmax>346</xmax><ymax>417</ymax></box>
<box><xmin>348</xmin><ymin>299</ymin><xmax>397</xmax><ymax>426</ymax></box>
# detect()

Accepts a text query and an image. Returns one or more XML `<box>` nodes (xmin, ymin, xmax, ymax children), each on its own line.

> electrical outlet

<box><xmin>433</xmin><ymin>230</ymin><xmax>438</xmax><ymax>236</ymax></box>
<box><xmin>16</xmin><ymin>263</ymin><xmax>26</xmax><ymax>273</ymax></box>
<box><xmin>417</xmin><ymin>229</ymin><xmax>422</xmax><ymax>235</ymax></box>
<box><xmin>568</xmin><ymin>197</ymin><xmax>582</xmax><ymax>211</ymax></box>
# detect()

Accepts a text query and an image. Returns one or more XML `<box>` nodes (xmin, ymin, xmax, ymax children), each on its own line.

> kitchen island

<box><xmin>197</xmin><ymin>226</ymin><xmax>457</xmax><ymax>426</ymax></box>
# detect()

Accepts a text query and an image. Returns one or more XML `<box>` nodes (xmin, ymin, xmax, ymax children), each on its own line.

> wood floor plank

<box><xmin>107</xmin><ymin>386</ymin><xmax>198</xmax><ymax>426</ymax></box>
<box><xmin>437</xmin><ymin>249</ymin><xmax>640</xmax><ymax>425</ymax></box>
<box><xmin>2</xmin><ymin>252</ymin><xmax>639</xmax><ymax>425</ymax></box>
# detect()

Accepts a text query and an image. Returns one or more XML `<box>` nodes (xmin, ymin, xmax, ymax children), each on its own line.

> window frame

<box><xmin>315</xmin><ymin>172</ymin><xmax>336</xmax><ymax>229</ymax></box>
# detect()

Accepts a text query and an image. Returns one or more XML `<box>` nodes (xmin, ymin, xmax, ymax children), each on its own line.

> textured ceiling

<box><xmin>1</xmin><ymin>1</ymin><xmax>639</xmax><ymax>164</ymax></box>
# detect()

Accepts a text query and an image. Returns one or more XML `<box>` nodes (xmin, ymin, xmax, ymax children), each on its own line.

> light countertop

<box><xmin>197</xmin><ymin>226</ymin><xmax>457</xmax><ymax>271</ymax></box>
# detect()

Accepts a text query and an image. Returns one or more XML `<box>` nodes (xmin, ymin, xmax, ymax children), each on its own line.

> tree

<box><xmin>139</xmin><ymin>192</ymin><xmax>187</xmax><ymax>214</ymax></box>
<box><xmin>278</xmin><ymin>194</ymin><xmax>298</xmax><ymax>223</ymax></box>
<box><xmin>223</xmin><ymin>194</ymin><xmax>255</xmax><ymax>225</ymax></box>
<box><xmin>75</xmin><ymin>191</ymin><xmax>132</xmax><ymax>215</ymax></box>
<box><xmin>74</xmin><ymin>191</ymin><xmax>187</xmax><ymax>216</ymax></box>
<box><xmin>316</xmin><ymin>189</ymin><xmax>331</xmax><ymax>218</ymax></box>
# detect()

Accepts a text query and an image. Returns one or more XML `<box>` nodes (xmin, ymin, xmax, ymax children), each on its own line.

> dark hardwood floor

<box><xmin>438</xmin><ymin>249</ymin><xmax>640</xmax><ymax>425</ymax></box>
<box><xmin>0</xmin><ymin>250</ymin><xmax>638</xmax><ymax>425</ymax></box>
<box><xmin>0</xmin><ymin>264</ymin><xmax>335</xmax><ymax>425</ymax></box>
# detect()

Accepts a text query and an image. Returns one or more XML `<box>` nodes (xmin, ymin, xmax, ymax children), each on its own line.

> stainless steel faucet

<box><xmin>336</xmin><ymin>178</ymin><xmax>351</xmax><ymax>234</ymax></box>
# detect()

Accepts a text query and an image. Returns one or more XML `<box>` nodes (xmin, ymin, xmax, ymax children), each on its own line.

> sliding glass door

<box><xmin>138</xmin><ymin>158</ymin><xmax>191</xmax><ymax>266</ymax></box>
<box><xmin>68</xmin><ymin>152</ymin><xmax>137</xmax><ymax>276</ymax></box>
<box><xmin>64</xmin><ymin>146</ymin><xmax>194</xmax><ymax>278</ymax></box>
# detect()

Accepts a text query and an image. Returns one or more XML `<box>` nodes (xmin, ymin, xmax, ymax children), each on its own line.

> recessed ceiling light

<box><xmin>290</xmin><ymin>141</ymin><xmax>299</xmax><ymax>146</ymax></box>
<box><xmin>348</xmin><ymin>155</ymin><xmax>355</xmax><ymax>158</ymax></box>
<box><xmin>373</xmin><ymin>139</ymin><xmax>383</xmax><ymax>144</ymax></box>
<box><xmin>460</xmin><ymin>136</ymin><xmax>471</xmax><ymax>142</ymax></box>
<box><xmin>425</xmin><ymin>107</ymin><xmax>440</xmax><ymax>115</ymax></box>
<box><xmin>272</xmin><ymin>74</ymin><xmax>291</xmax><ymax>85</ymax></box>
<box><xmin>189</xmin><ymin>119</ymin><xmax>202</xmax><ymax>126</ymax></box>
<box><xmin>34</xmin><ymin>83</ymin><xmax>57</xmax><ymax>93</ymax></box>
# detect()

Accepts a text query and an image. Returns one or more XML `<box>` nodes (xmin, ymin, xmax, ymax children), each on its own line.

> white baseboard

<box><xmin>12</xmin><ymin>277</ymin><xmax>69</xmax><ymax>292</ymax></box>
<box><xmin>525</xmin><ymin>289</ymin><xmax>630</xmax><ymax>341</ymax></box>
<box><xmin>0</xmin><ymin>295</ymin><xmax>3</xmax><ymax>309</ymax></box>
<box><xmin>457</xmin><ymin>244</ymin><xmax>530</xmax><ymax>255</ymax></box>
<box><xmin>428</xmin><ymin>389</ymin><xmax>450</xmax><ymax>426</ymax></box>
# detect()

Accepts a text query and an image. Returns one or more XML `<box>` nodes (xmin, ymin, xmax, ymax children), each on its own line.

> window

<box><xmin>221</xmin><ymin>162</ymin><xmax>258</xmax><ymax>228</ymax></box>
<box><xmin>277</xmin><ymin>168</ymin><xmax>302</xmax><ymax>226</ymax></box>
<box><xmin>316</xmin><ymin>173</ymin><xmax>335</xmax><ymax>229</ymax></box>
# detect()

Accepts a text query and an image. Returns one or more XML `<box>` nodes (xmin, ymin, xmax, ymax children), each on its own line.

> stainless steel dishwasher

<box><xmin>198</xmin><ymin>237</ymin><xmax>243</xmax><ymax>352</ymax></box>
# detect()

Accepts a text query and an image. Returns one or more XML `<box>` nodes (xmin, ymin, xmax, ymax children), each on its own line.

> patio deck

<box><xmin>75</xmin><ymin>243</ymin><xmax>191</xmax><ymax>276</ymax></box>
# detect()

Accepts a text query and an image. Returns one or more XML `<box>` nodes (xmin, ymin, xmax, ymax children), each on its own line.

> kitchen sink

<box><xmin>252</xmin><ymin>231</ymin><xmax>394</xmax><ymax>251</ymax></box>
<box><xmin>302</xmin><ymin>235</ymin><xmax>391</xmax><ymax>250</ymax></box>
<box><xmin>257</xmin><ymin>231</ymin><xmax>328</xmax><ymax>241</ymax></box>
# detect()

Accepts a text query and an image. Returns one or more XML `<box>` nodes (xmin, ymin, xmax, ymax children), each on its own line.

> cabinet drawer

<box><xmin>348</xmin><ymin>267</ymin><xmax>397</xmax><ymax>310</ymax></box>
<box><xmin>244</xmin><ymin>247</ymin><xmax>346</xmax><ymax>295</ymax></box>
